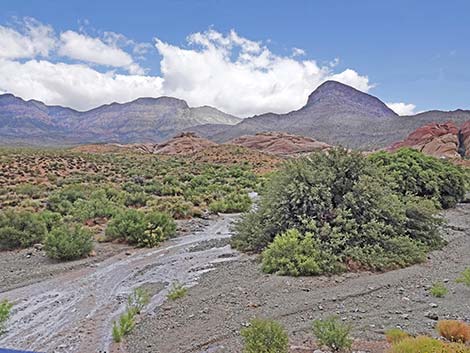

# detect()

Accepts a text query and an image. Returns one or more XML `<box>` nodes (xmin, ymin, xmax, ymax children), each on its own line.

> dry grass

<box><xmin>437</xmin><ymin>320</ymin><xmax>470</xmax><ymax>343</ymax></box>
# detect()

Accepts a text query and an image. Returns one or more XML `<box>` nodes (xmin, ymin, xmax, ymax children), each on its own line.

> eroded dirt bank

<box><xmin>125</xmin><ymin>204</ymin><xmax>470</xmax><ymax>353</ymax></box>
<box><xmin>0</xmin><ymin>215</ymin><xmax>238</xmax><ymax>353</ymax></box>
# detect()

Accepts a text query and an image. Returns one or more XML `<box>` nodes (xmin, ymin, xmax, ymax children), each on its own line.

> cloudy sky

<box><xmin>0</xmin><ymin>0</ymin><xmax>469</xmax><ymax>117</ymax></box>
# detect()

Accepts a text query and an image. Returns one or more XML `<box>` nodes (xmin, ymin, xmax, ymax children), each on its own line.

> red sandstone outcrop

<box><xmin>461</xmin><ymin>120</ymin><xmax>470</xmax><ymax>158</ymax></box>
<box><xmin>388</xmin><ymin>122</ymin><xmax>461</xmax><ymax>159</ymax></box>
<box><xmin>134</xmin><ymin>132</ymin><xmax>217</xmax><ymax>155</ymax></box>
<box><xmin>229</xmin><ymin>132</ymin><xmax>331</xmax><ymax>156</ymax></box>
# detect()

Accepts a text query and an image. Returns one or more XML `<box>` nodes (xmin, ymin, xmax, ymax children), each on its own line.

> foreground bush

<box><xmin>232</xmin><ymin>149</ymin><xmax>443</xmax><ymax>274</ymax></box>
<box><xmin>370</xmin><ymin>148</ymin><xmax>466</xmax><ymax>209</ymax></box>
<box><xmin>0</xmin><ymin>210</ymin><xmax>47</xmax><ymax>250</ymax></box>
<box><xmin>105</xmin><ymin>209</ymin><xmax>176</xmax><ymax>247</ymax></box>
<box><xmin>385</xmin><ymin>328</ymin><xmax>410</xmax><ymax>345</ymax></box>
<box><xmin>437</xmin><ymin>320</ymin><xmax>470</xmax><ymax>343</ymax></box>
<box><xmin>44</xmin><ymin>224</ymin><xmax>94</xmax><ymax>260</ymax></box>
<box><xmin>389</xmin><ymin>335</ymin><xmax>470</xmax><ymax>353</ymax></box>
<box><xmin>241</xmin><ymin>318</ymin><xmax>289</xmax><ymax>353</ymax></box>
<box><xmin>312</xmin><ymin>316</ymin><xmax>352</xmax><ymax>352</ymax></box>
<box><xmin>0</xmin><ymin>300</ymin><xmax>12</xmax><ymax>334</ymax></box>
<box><xmin>209</xmin><ymin>192</ymin><xmax>252</xmax><ymax>213</ymax></box>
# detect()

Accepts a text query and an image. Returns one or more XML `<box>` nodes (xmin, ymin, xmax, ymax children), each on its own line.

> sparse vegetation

<box><xmin>167</xmin><ymin>282</ymin><xmax>188</xmax><ymax>300</ymax></box>
<box><xmin>112</xmin><ymin>288</ymin><xmax>150</xmax><ymax>343</ymax></box>
<box><xmin>456</xmin><ymin>268</ymin><xmax>470</xmax><ymax>287</ymax></box>
<box><xmin>240</xmin><ymin>318</ymin><xmax>289</xmax><ymax>353</ymax></box>
<box><xmin>430</xmin><ymin>282</ymin><xmax>448</xmax><ymax>298</ymax></box>
<box><xmin>437</xmin><ymin>320</ymin><xmax>470</xmax><ymax>343</ymax></box>
<box><xmin>0</xmin><ymin>300</ymin><xmax>12</xmax><ymax>335</ymax></box>
<box><xmin>312</xmin><ymin>316</ymin><xmax>352</xmax><ymax>352</ymax></box>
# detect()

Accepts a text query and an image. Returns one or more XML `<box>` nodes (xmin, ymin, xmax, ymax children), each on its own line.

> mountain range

<box><xmin>1</xmin><ymin>81</ymin><xmax>470</xmax><ymax>149</ymax></box>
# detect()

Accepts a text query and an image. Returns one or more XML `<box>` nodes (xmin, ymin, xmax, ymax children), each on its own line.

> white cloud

<box><xmin>155</xmin><ymin>29</ymin><xmax>372</xmax><ymax>116</ymax></box>
<box><xmin>0</xmin><ymin>18</ymin><xmax>55</xmax><ymax>59</ymax></box>
<box><xmin>292</xmin><ymin>47</ymin><xmax>306</xmax><ymax>57</ymax></box>
<box><xmin>0</xmin><ymin>21</ymin><xmax>374</xmax><ymax>116</ymax></box>
<box><xmin>0</xmin><ymin>59</ymin><xmax>162</xmax><ymax>110</ymax></box>
<box><xmin>386</xmin><ymin>102</ymin><xmax>416</xmax><ymax>116</ymax></box>
<box><xmin>58</xmin><ymin>31</ymin><xmax>144</xmax><ymax>74</ymax></box>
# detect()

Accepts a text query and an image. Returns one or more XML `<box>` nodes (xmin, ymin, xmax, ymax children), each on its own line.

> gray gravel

<box><xmin>126</xmin><ymin>204</ymin><xmax>470</xmax><ymax>353</ymax></box>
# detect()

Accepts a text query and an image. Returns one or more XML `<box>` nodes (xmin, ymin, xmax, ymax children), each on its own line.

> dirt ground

<box><xmin>125</xmin><ymin>203</ymin><xmax>470</xmax><ymax>353</ymax></box>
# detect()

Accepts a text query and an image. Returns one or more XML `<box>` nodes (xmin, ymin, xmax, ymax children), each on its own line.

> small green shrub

<box><xmin>0</xmin><ymin>300</ymin><xmax>12</xmax><ymax>334</ymax></box>
<box><xmin>167</xmin><ymin>282</ymin><xmax>188</xmax><ymax>300</ymax></box>
<box><xmin>261</xmin><ymin>229</ymin><xmax>340</xmax><ymax>276</ymax></box>
<box><xmin>105</xmin><ymin>209</ymin><xmax>176</xmax><ymax>247</ymax></box>
<box><xmin>127</xmin><ymin>287</ymin><xmax>150</xmax><ymax>315</ymax></box>
<box><xmin>112</xmin><ymin>310</ymin><xmax>135</xmax><ymax>343</ymax></box>
<box><xmin>44</xmin><ymin>224</ymin><xmax>94</xmax><ymax>260</ymax></box>
<box><xmin>241</xmin><ymin>318</ymin><xmax>289</xmax><ymax>353</ymax></box>
<box><xmin>385</xmin><ymin>328</ymin><xmax>410</xmax><ymax>344</ymax></box>
<box><xmin>430</xmin><ymin>282</ymin><xmax>448</xmax><ymax>298</ymax></box>
<box><xmin>209</xmin><ymin>192</ymin><xmax>252</xmax><ymax>213</ymax></box>
<box><xmin>0</xmin><ymin>210</ymin><xmax>47</xmax><ymax>249</ymax></box>
<box><xmin>456</xmin><ymin>268</ymin><xmax>470</xmax><ymax>287</ymax></box>
<box><xmin>312</xmin><ymin>316</ymin><xmax>352</xmax><ymax>352</ymax></box>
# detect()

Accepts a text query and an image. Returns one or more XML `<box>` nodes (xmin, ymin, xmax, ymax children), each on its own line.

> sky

<box><xmin>0</xmin><ymin>0</ymin><xmax>469</xmax><ymax>117</ymax></box>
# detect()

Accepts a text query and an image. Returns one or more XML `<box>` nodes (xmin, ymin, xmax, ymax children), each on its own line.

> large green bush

<box><xmin>0</xmin><ymin>210</ymin><xmax>47</xmax><ymax>249</ymax></box>
<box><xmin>105</xmin><ymin>209</ymin><xmax>176</xmax><ymax>247</ymax></box>
<box><xmin>369</xmin><ymin>148</ymin><xmax>466</xmax><ymax>209</ymax></box>
<box><xmin>241</xmin><ymin>318</ymin><xmax>289</xmax><ymax>353</ymax></box>
<box><xmin>232</xmin><ymin>149</ymin><xmax>444</xmax><ymax>275</ymax></box>
<box><xmin>44</xmin><ymin>224</ymin><xmax>94</xmax><ymax>260</ymax></box>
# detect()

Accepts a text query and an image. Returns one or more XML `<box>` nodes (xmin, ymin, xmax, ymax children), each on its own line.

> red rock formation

<box><xmin>229</xmin><ymin>131</ymin><xmax>331</xmax><ymax>156</ymax></box>
<box><xmin>461</xmin><ymin>120</ymin><xmax>470</xmax><ymax>158</ymax></box>
<box><xmin>145</xmin><ymin>132</ymin><xmax>217</xmax><ymax>155</ymax></box>
<box><xmin>388</xmin><ymin>122</ymin><xmax>461</xmax><ymax>159</ymax></box>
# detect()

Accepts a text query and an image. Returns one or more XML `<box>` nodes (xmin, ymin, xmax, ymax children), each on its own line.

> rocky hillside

<box><xmin>0</xmin><ymin>94</ymin><xmax>240</xmax><ymax>146</ymax></box>
<box><xmin>230</xmin><ymin>131</ymin><xmax>331</xmax><ymax>156</ymax></box>
<box><xmin>195</xmin><ymin>81</ymin><xmax>470</xmax><ymax>150</ymax></box>
<box><xmin>132</xmin><ymin>132</ymin><xmax>218</xmax><ymax>155</ymax></box>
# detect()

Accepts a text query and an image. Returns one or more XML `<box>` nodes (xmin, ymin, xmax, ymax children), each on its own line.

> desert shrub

<box><xmin>437</xmin><ymin>320</ymin><xmax>470</xmax><ymax>343</ymax></box>
<box><xmin>15</xmin><ymin>183</ymin><xmax>45</xmax><ymax>198</ymax></box>
<box><xmin>389</xmin><ymin>335</ymin><xmax>470</xmax><ymax>353</ymax></box>
<box><xmin>105</xmin><ymin>209</ymin><xmax>175</xmax><ymax>247</ymax></box>
<box><xmin>38</xmin><ymin>210</ymin><xmax>64</xmax><ymax>232</ymax></box>
<box><xmin>112</xmin><ymin>310</ymin><xmax>135</xmax><ymax>343</ymax></box>
<box><xmin>0</xmin><ymin>300</ymin><xmax>12</xmax><ymax>334</ymax></box>
<box><xmin>261</xmin><ymin>229</ymin><xmax>341</xmax><ymax>276</ymax></box>
<box><xmin>456</xmin><ymin>268</ymin><xmax>470</xmax><ymax>287</ymax></box>
<box><xmin>46</xmin><ymin>184</ymin><xmax>88</xmax><ymax>214</ymax></box>
<box><xmin>71</xmin><ymin>190</ymin><xmax>120</xmax><ymax>222</ymax></box>
<box><xmin>370</xmin><ymin>149</ymin><xmax>466</xmax><ymax>209</ymax></box>
<box><xmin>209</xmin><ymin>193</ymin><xmax>252</xmax><ymax>213</ymax></box>
<box><xmin>312</xmin><ymin>316</ymin><xmax>352</xmax><ymax>352</ymax></box>
<box><xmin>44</xmin><ymin>224</ymin><xmax>94</xmax><ymax>260</ymax></box>
<box><xmin>167</xmin><ymin>282</ymin><xmax>188</xmax><ymax>300</ymax></box>
<box><xmin>430</xmin><ymin>282</ymin><xmax>448</xmax><ymax>298</ymax></box>
<box><xmin>0</xmin><ymin>210</ymin><xmax>47</xmax><ymax>249</ymax></box>
<box><xmin>147</xmin><ymin>196</ymin><xmax>194</xmax><ymax>219</ymax></box>
<box><xmin>123</xmin><ymin>191</ymin><xmax>149</xmax><ymax>207</ymax></box>
<box><xmin>241</xmin><ymin>318</ymin><xmax>289</xmax><ymax>353</ymax></box>
<box><xmin>232</xmin><ymin>149</ymin><xmax>443</xmax><ymax>274</ymax></box>
<box><xmin>385</xmin><ymin>328</ymin><xmax>410</xmax><ymax>344</ymax></box>
<box><xmin>127</xmin><ymin>288</ymin><xmax>150</xmax><ymax>315</ymax></box>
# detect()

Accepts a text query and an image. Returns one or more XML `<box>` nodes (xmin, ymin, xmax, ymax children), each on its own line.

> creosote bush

<box><xmin>105</xmin><ymin>209</ymin><xmax>176</xmax><ymax>247</ymax></box>
<box><xmin>312</xmin><ymin>316</ymin><xmax>352</xmax><ymax>352</ymax></box>
<box><xmin>0</xmin><ymin>210</ymin><xmax>47</xmax><ymax>250</ymax></box>
<box><xmin>437</xmin><ymin>320</ymin><xmax>470</xmax><ymax>343</ymax></box>
<box><xmin>232</xmin><ymin>149</ymin><xmax>444</xmax><ymax>275</ymax></box>
<box><xmin>241</xmin><ymin>318</ymin><xmax>289</xmax><ymax>353</ymax></box>
<box><xmin>44</xmin><ymin>224</ymin><xmax>94</xmax><ymax>260</ymax></box>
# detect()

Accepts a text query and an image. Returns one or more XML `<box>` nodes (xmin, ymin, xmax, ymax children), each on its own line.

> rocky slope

<box><xmin>0</xmin><ymin>94</ymin><xmax>240</xmax><ymax>146</ymax></box>
<box><xmin>133</xmin><ymin>132</ymin><xmax>218</xmax><ymax>155</ymax></box>
<box><xmin>195</xmin><ymin>81</ymin><xmax>470</xmax><ymax>150</ymax></box>
<box><xmin>230</xmin><ymin>131</ymin><xmax>331</xmax><ymax>156</ymax></box>
<box><xmin>388</xmin><ymin>122</ymin><xmax>461</xmax><ymax>159</ymax></box>
<box><xmin>461</xmin><ymin>120</ymin><xmax>470</xmax><ymax>158</ymax></box>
